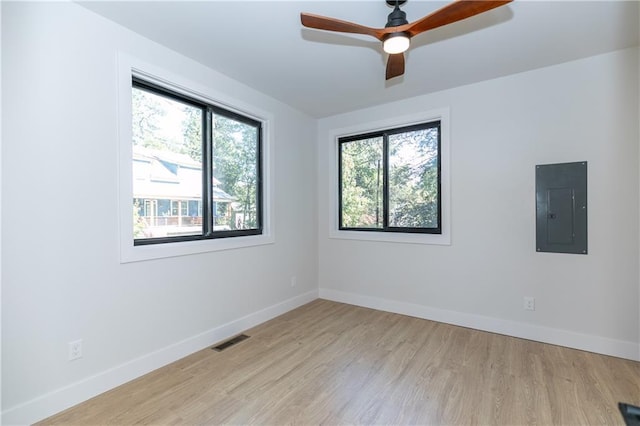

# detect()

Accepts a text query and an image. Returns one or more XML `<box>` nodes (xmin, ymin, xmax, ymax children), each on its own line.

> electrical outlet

<box><xmin>290</xmin><ymin>276</ymin><xmax>297</xmax><ymax>287</ymax></box>
<box><xmin>523</xmin><ymin>297</ymin><xmax>535</xmax><ymax>311</ymax></box>
<box><xmin>68</xmin><ymin>339</ymin><xmax>83</xmax><ymax>361</ymax></box>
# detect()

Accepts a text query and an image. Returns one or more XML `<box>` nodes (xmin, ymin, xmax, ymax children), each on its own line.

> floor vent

<box><xmin>212</xmin><ymin>334</ymin><xmax>250</xmax><ymax>352</ymax></box>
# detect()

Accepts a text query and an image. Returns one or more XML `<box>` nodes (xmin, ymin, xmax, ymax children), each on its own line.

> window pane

<box><xmin>132</xmin><ymin>87</ymin><xmax>203</xmax><ymax>239</ymax></box>
<box><xmin>388</xmin><ymin>127</ymin><xmax>439</xmax><ymax>229</ymax></box>
<box><xmin>340</xmin><ymin>137</ymin><xmax>384</xmax><ymax>228</ymax></box>
<box><xmin>212</xmin><ymin>115</ymin><xmax>259</xmax><ymax>231</ymax></box>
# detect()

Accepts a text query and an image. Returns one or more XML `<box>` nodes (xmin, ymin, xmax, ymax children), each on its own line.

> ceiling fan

<box><xmin>301</xmin><ymin>0</ymin><xmax>513</xmax><ymax>80</ymax></box>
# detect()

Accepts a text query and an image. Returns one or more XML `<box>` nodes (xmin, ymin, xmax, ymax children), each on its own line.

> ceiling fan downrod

<box><xmin>385</xmin><ymin>0</ymin><xmax>407</xmax><ymax>6</ymax></box>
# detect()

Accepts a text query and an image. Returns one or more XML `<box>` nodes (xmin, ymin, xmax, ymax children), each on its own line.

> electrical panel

<box><xmin>535</xmin><ymin>162</ymin><xmax>587</xmax><ymax>254</ymax></box>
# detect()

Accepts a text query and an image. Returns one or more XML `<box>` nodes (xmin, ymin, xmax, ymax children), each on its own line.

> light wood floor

<box><xmin>40</xmin><ymin>299</ymin><xmax>639</xmax><ymax>425</ymax></box>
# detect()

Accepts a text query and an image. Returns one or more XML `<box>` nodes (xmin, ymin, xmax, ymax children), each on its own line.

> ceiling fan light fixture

<box><xmin>383</xmin><ymin>33</ymin><xmax>410</xmax><ymax>54</ymax></box>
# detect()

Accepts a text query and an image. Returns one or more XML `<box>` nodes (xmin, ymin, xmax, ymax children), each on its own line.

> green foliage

<box><xmin>132</xmin><ymin>88</ymin><xmax>167</xmax><ymax>149</ymax></box>
<box><xmin>388</xmin><ymin>128</ymin><xmax>439</xmax><ymax>228</ymax></box>
<box><xmin>133</xmin><ymin>201</ymin><xmax>146</xmax><ymax>238</ymax></box>
<box><xmin>211</xmin><ymin>116</ymin><xmax>259</xmax><ymax>229</ymax></box>
<box><xmin>341</xmin><ymin>127</ymin><xmax>439</xmax><ymax>230</ymax></box>
<box><xmin>340</xmin><ymin>138</ymin><xmax>383</xmax><ymax>228</ymax></box>
<box><xmin>182</xmin><ymin>107</ymin><xmax>202</xmax><ymax>161</ymax></box>
<box><xmin>134</xmin><ymin>87</ymin><xmax>203</xmax><ymax>159</ymax></box>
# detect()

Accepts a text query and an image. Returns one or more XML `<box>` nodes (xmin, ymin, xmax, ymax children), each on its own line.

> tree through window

<box><xmin>339</xmin><ymin>121</ymin><xmax>441</xmax><ymax>234</ymax></box>
<box><xmin>132</xmin><ymin>78</ymin><xmax>262</xmax><ymax>245</ymax></box>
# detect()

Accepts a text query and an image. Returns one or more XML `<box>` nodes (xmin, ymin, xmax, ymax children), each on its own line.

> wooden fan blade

<box><xmin>301</xmin><ymin>13</ymin><xmax>386</xmax><ymax>41</ymax></box>
<box><xmin>405</xmin><ymin>0</ymin><xmax>512</xmax><ymax>37</ymax></box>
<box><xmin>386</xmin><ymin>53</ymin><xmax>405</xmax><ymax>80</ymax></box>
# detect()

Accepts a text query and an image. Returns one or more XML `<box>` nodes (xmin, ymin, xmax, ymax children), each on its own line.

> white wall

<box><xmin>318</xmin><ymin>47</ymin><xmax>640</xmax><ymax>360</ymax></box>
<box><xmin>1</xmin><ymin>2</ymin><xmax>317</xmax><ymax>423</ymax></box>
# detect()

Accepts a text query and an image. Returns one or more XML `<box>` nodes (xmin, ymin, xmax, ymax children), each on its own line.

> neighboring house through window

<box><xmin>132</xmin><ymin>78</ymin><xmax>262</xmax><ymax>245</ymax></box>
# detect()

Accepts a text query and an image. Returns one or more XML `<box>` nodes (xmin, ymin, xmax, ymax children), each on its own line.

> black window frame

<box><xmin>338</xmin><ymin>120</ymin><xmax>441</xmax><ymax>234</ymax></box>
<box><xmin>132</xmin><ymin>77</ymin><xmax>263</xmax><ymax>246</ymax></box>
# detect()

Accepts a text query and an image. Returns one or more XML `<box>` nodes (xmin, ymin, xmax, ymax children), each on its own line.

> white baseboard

<box><xmin>319</xmin><ymin>288</ymin><xmax>640</xmax><ymax>362</ymax></box>
<box><xmin>1</xmin><ymin>290</ymin><xmax>319</xmax><ymax>426</ymax></box>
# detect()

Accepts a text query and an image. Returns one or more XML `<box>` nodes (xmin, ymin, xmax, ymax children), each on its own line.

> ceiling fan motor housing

<box><xmin>385</xmin><ymin>6</ymin><xmax>409</xmax><ymax>28</ymax></box>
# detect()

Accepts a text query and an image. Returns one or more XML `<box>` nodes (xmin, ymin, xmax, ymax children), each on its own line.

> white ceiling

<box><xmin>80</xmin><ymin>1</ymin><xmax>639</xmax><ymax>118</ymax></box>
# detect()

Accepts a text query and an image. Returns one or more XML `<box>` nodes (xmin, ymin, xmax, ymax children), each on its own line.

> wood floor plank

<box><xmin>39</xmin><ymin>299</ymin><xmax>640</xmax><ymax>425</ymax></box>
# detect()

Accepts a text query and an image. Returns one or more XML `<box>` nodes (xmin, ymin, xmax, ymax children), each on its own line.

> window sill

<box><xmin>121</xmin><ymin>233</ymin><xmax>274</xmax><ymax>263</ymax></box>
<box><xmin>329</xmin><ymin>229</ymin><xmax>450</xmax><ymax>245</ymax></box>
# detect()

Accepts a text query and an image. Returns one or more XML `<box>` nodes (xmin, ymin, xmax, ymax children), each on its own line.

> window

<box><xmin>132</xmin><ymin>78</ymin><xmax>262</xmax><ymax>245</ymax></box>
<box><xmin>339</xmin><ymin>121</ymin><xmax>441</xmax><ymax>234</ymax></box>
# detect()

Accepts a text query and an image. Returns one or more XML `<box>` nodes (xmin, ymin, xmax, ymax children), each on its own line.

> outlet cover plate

<box><xmin>68</xmin><ymin>339</ymin><xmax>83</xmax><ymax>361</ymax></box>
<box><xmin>523</xmin><ymin>297</ymin><xmax>535</xmax><ymax>311</ymax></box>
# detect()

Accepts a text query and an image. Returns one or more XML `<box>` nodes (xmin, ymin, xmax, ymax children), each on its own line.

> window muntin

<box><xmin>132</xmin><ymin>78</ymin><xmax>262</xmax><ymax>245</ymax></box>
<box><xmin>339</xmin><ymin>121</ymin><xmax>441</xmax><ymax>234</ymax></box>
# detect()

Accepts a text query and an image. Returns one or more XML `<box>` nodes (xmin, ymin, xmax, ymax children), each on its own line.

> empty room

<box><xmin>2</xmin><ymin>0</ymin><xmax>639</xmax><ymax>424</ymax></box>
